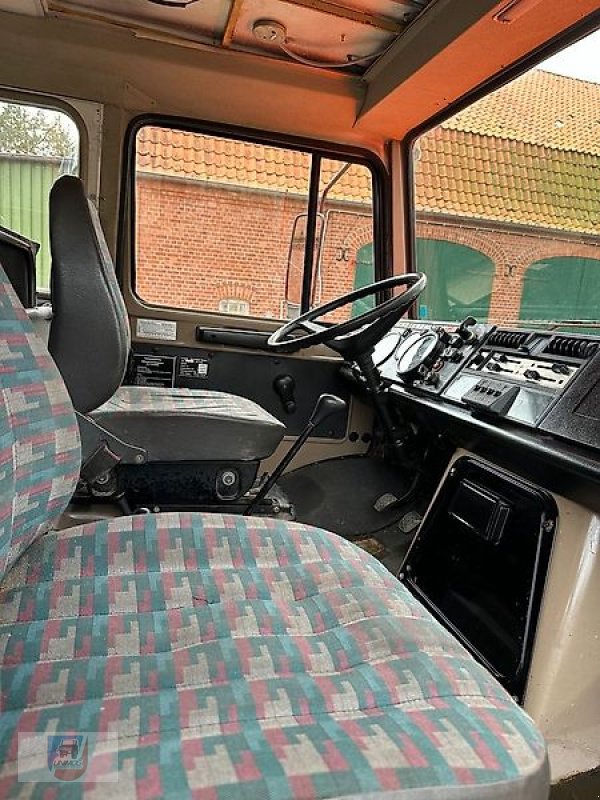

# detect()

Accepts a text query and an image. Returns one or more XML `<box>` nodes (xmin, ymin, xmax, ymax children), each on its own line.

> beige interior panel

<box><xmin>526</xmin><ymin>500</ymin><xmax>600</xmax><ymax>782</ymax></box>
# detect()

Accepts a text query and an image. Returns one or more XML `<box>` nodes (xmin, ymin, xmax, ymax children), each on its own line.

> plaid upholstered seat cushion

<box><xmin>0</xmin><ymin>513</ymin><xmax>548</xmax><ymax>799</ymax></box>
<box><xmin>91</xmin><ymin>386</ymin><xmax>286</xmax><ymax>462</ymax></box>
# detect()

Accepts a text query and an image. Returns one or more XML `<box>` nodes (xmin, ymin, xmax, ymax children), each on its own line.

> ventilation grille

<box><xmin>544</xmin><ymin>336</ymin><xmax>599</xmax><ymax>360</ymax></box>
<box><xmin>487</xmin><ymin>330</ymin><xmax>530</xmax><ymax>350</ymax></box>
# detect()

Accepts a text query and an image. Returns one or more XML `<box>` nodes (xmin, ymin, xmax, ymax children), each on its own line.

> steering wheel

<box><xmin>268</xmin><ymin>274</ymin><xmax>427</xmax><ymax>357</ymax></box>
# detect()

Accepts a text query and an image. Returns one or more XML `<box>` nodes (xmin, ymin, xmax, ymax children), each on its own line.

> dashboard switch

<box><xmin>463</xmin><ymin>379</ymin><xmax>519</xmax><ymax>416</ymax></box>
<box><xmin>524</xmin><ymin>369</ymin><xmax>541</xmax><ymax>381</ymax></box>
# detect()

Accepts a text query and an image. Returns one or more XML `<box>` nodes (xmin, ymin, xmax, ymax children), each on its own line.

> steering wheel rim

<box><xmin>268</xmin><ymin>273</ymin><xmax>427</xmax><ymax>356</ymax></box>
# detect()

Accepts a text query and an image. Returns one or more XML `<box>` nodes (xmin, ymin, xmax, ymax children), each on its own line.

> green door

<box><xmin>352</xmin><ymin>242</ymin><xmax>375</xmax><ymax>317</ymax></box>
<box><xmin>520</xmin><ymin>257</ymin><xmax>600</xmax><ymax>323</ymax></box>
<box><xmin>416</xmin><ymin>239</ymin><xmax>495</xmax><ymax>322</ymax></box>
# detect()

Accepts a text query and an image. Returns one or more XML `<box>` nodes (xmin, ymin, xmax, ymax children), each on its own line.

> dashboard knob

<box><xmin>458</xmin><ymin>316</ymin><xmax>477</xmax><ymax>342</ymax></box>
<box><xmin>438</xmin><ymin>328</ymin><xmax>452</xmax><ymax>346</ymax></box>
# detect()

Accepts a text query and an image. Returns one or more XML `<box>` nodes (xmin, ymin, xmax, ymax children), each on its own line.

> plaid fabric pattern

<box><xmin>0</xmin><ymin>269</ymin><xmax>80</xmax><ymax>580</ymax></box>
<box><xmin>0</xmin><ymin>513</ymin><xmax>547</xmax><ymax>798</ymax></box>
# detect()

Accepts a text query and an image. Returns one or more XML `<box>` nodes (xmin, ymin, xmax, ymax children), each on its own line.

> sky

<box><xmin>539</xmin><ymin>28</ymin><xmax>600</xmax><ymax>84</ymax></box>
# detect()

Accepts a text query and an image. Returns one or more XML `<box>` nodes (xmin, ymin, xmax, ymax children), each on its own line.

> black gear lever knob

<box><xmin>309</xmin><ymin>394</ymin><xmax>347</xmax><ymax>428</ymax></box>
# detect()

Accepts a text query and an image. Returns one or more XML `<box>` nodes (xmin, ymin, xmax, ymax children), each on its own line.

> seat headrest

<box><xmin>48</xmin><ymin>175</ymin><xmax>130</xmax><ymax>413</ymax></box>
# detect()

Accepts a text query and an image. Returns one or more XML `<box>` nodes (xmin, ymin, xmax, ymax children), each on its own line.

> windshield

<box><xmin>411</xmin><ymin>27</ymin><xmax>600</xmax><ymax>329</ymax></box>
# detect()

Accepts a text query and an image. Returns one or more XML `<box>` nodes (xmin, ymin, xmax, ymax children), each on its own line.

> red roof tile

<box><xmin>136</xmin><ymin>128</ymin><xmax>373</xmax><ymax>204</ymax></box>
<box><xmin>444</xmin><ymin>70</ymin><xmax>600</xmax><ymax>156</ymax></box>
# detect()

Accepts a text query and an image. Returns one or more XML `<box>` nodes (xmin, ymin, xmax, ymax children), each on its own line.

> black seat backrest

<box><xmin>0</xmin><ymin>225</ymin><xmax>38</xmax><ymax>308</ymax></box>
<box><xmin>48</xmin><ymin>175</ymin><xmax>130</xmax><ymax>414</ymax></box>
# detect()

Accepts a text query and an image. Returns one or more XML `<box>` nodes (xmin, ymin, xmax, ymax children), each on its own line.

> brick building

<box><xmin>135</xmin><ymin>69</ymin><xmax>600</xmax><ymax>324</ymax></box>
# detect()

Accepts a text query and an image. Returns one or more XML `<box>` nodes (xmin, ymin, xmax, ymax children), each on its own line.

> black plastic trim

<box><xmin>391</xmin><ymin>385</ymin><xmax>600</xmax><ymax>511</ymax></box>
<box><xmin>196</xmin><ymin>327</ymin><xmax>271</xmax><ymax>349</ymax></box>
<box><xmin>302</xmin><ymin>154</ymin><xmax>322</xmax><ymax>313</ymax></box>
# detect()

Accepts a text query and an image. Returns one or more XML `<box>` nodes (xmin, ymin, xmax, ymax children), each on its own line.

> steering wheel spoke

<box><xmin>297</xmin><ymin>319</ymin><xmax>327</xmax><ymax>335</ymax></box>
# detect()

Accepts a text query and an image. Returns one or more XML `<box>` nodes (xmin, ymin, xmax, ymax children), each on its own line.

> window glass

<box><xmin>134</xmin><ymin>127</ymin><xmax>376</xmax><ymax>320</ymax></box>
<box><xmin>0</xmin><ymin>100</ymin><xmax>79</xmax><ymax>289</ymax></box>
<box><xmin>411</xmin><ymin>28</ymin><xmax>600</xmax><ymax>327</ymax></box>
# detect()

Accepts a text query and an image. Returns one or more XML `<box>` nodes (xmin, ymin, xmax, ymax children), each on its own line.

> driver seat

<box><xmin>47</xmin><ymin>175</ymin><xmax>285</xmax><ymax>501</ymax></box>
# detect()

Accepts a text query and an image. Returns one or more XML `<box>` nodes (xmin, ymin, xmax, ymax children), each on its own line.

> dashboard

<box><xmin>372</xmin><ymin>318</ymin><xmax>600</xmax><ymax>454</ymax></box>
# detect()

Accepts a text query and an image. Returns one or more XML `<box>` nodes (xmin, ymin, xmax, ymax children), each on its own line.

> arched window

<box><xmin>415</xmin><ymin>240</ymin><xmax>495</xmax><ymax>322</ymax></box>
<box><xmin>520</xmin><ymin>257</ymin><xmax>600</xmax><ymax>322</ymax></box>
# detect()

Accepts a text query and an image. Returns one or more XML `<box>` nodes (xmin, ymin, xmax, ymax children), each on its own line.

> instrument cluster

<box><xmin>373</xmin><ymin>317</ymin><xmax>600</xmax><ymax>438</ymax></box>
<box><xmin>375</xmin><ymin>317</ymin><xmax>489</xmax><ymax>394</ymax></box>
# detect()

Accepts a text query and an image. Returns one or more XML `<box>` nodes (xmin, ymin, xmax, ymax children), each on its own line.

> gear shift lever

<box><xmin>244</xmin><ymin>393</ymin><xmax>347</xmax><ymax>516</ymax></box>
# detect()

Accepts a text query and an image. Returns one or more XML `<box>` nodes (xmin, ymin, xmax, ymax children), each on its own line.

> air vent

<box><xmin>487</xmin><ymin>330</ymin><xmax>530</xmax><ymax>349</ymax></box>
<box><xmin>544</xmin><ymin>336</ymin><xmax>599</xmax><ymax>360</ymax></box>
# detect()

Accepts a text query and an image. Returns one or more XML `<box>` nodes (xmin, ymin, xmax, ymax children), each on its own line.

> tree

<box><xmin>0</xmin><ymin>102</ymin><xmax>76</xmax><ymax>159</ymax></box>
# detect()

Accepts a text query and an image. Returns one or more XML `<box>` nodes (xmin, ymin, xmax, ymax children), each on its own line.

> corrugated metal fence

<box><xmin>0</xmin><ymin>156</ymin><xmax>65</xmax><ymax>288</ymax></box>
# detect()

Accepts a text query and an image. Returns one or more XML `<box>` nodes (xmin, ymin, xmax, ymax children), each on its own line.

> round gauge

<box><xmin>395</xmin><ymin>330</ymin><xmax>440</xmax><ymax>377</ymax></box>
<box><xmin>372</xmin><ymin>330</ymin><xmax>402</xmax><ymax>368</ymax></box>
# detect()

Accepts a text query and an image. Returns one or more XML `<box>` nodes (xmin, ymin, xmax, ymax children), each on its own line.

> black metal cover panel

<box><xmin>401</xmin><ymin>456</ymin><xmax>557</xmax><ymax>700</ymax></box>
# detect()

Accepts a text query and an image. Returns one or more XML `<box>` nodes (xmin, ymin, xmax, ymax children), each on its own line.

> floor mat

<box><xmin>280</xmin><ymin>455</ymin><xmax>411</xmax><ymax>539</ymax></box>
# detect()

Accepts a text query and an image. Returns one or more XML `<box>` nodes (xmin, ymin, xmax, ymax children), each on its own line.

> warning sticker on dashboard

<box><xmin>136</xmin><ymin>318</ymin><xmax>177</xmax><ymax>341</ymax></box>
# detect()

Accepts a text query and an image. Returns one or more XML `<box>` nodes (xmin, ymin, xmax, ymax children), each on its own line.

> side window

<box><xmin>0</xmin><ymin>100</ymin><xmax>80</xmax><ymax>289</ymax></box>
<box><xmin>134</xmin><ymin>125</ymin><xmax>376</xmax><ymax>320</ymax></box>
<box><xmin>411</xmin><ymin>27</ymin><xmax>600</xmax><ymax>326</ymax></box>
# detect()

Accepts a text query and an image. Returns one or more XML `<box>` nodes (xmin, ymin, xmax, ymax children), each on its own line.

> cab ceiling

<box><xmin>2</xmin><ymin>0</ymin><xmax>434</xmax><ymax>73</ymax></box>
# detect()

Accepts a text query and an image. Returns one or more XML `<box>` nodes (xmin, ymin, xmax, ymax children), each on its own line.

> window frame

<box><xmin>403</xmin><ymin>10</ymin><xmax>600</xmax><ymax>310</ymax></box>
<box><xmin>0</xmin><ymin>90</ymin><xmax>87</xmax><ymax>182</ymax></box>
<box><xmin>0</xmin><ymin>93</ymin><xmax>85</xmax><ymax>294</ymax></box>
<box><xmin>122</xmin><ymin>114</ymin><xmax>391</xmax><ymax>321</ymax></box>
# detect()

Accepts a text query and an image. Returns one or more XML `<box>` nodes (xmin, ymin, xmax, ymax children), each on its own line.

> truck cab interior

<box><xmin>0</xmin><ymin>1</ymin><xmax>599</xmax><ymax>797</ymax></box>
